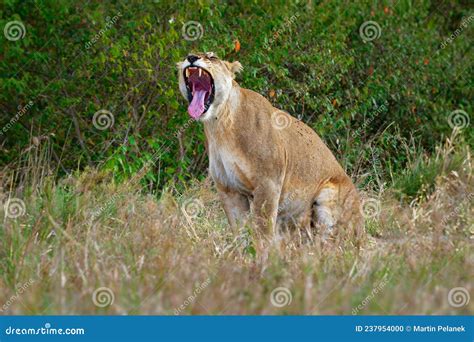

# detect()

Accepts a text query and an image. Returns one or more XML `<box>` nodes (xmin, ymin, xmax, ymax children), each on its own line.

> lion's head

<box><xmin>177</xmin><ymin>52</ymin><xmax>242</xmax><ymax>121</ymax></box>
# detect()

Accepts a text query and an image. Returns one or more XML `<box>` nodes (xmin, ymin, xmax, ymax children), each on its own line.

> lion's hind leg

<box><xmin>313</xmin><ymin>177</ymin><xmax>364</xmax><ymax>242</ymax></box>
<box><xmin>313</xmin><ymin>185</ymin><xmax>338</xmax><ymax>237</ymax></box>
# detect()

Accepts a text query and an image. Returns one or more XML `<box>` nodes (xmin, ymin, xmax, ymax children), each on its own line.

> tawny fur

<box><xmin>178</xmin><ymin>52</ymin><xmax>363</xmax><ymax>239</ymax></box>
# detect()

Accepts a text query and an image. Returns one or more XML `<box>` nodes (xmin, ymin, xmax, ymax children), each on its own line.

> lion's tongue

<box><xmin>188</xmin><ymin>90</ymin><xmax>207</xmax><ymax>119</ymax></box>
<box><xmin>187</xmin><ymin>68</ymin><xmax>212</xmax><ymax>119</ymax></box>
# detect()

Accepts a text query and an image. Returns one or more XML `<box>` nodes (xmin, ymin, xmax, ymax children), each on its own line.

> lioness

<box><xmin>178</xmin><ymin>52</ymin><xmax>363</xmax><ymax>238</ymax></box>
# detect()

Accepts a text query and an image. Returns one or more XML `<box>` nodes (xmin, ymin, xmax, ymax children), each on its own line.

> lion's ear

<box><xmin>225</xmin><ymin>61</ymin><xmax>243</xmax><ymax>77</ymax></box>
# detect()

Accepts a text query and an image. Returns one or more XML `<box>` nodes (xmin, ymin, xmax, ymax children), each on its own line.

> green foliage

<box><xmin>1</xmin><ymin>0</ymin><xmax>472</xmax><ymax>193</ymax></box>
<box><xmin>393</xmin><ymin>147</ymin><xmax>465</xmax><ymax>200</ymax></box>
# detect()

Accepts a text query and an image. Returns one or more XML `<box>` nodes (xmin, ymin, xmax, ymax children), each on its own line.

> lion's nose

<box><xmin>187</xmin><ymin>55</ymin><xmax>200</xmax><ymax>64</ymax></box>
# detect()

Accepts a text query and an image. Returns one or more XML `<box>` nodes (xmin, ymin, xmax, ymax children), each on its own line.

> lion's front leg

<box><xmin>217</xmin><ymin>185</ymin><xmax>250</xmax><ymax>229</ymax></box>
<box><xmin>251</xmin><ymin>181</ymin><xmax>281</xmax><ymax>236</ymax></box>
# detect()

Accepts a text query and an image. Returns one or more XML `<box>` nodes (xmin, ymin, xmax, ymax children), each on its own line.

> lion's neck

<box><xmin>203</xmin><ymin>82</ymin><xmax>241</xmax><ymax>132</ymax></box>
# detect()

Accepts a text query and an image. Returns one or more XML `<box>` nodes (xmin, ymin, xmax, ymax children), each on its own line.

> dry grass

<box><xmin>0</xmin><ymin>134</ymin><xmax>472</xmax><ymax>315</ymax></box>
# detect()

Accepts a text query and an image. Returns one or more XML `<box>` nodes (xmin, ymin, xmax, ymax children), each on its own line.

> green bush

<box><xmin>1</xmin><ymin>0</ymin><xmax>472</xmax><ymax>194</ymax></box>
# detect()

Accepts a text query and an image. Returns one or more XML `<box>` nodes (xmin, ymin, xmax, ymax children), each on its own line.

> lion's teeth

<box><xmin>186</xmin><ymin>69</ymin><xmax>190</xmax><ymax>77</ymax></box>
<box><xmin>199</xmin><ymin>69</ymin><xmax>202</xmax><ymax>77</ymax></box>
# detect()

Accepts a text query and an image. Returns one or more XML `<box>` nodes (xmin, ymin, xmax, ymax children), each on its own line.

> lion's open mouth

<box><xmin>183</xmin><ymin>66</ymin><xmax>215</xmax><ymax>119</ymax></box>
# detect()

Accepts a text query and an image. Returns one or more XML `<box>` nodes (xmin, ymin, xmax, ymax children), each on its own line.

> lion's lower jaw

<box><xmin>198</xmin><ymin>106</ymin><xmax>219</xmax><ymax>122</ymax></box>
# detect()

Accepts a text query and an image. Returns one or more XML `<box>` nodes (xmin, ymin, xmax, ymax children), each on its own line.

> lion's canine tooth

<box><xmin>199</xmin><ymin>69</ymin><xmax>202</xmax><ymax>77</ymax></box>
<box><xmin>185</xmin><ymin>69</ymin><xmax>190</xmax><ymax>77</ymax></box>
